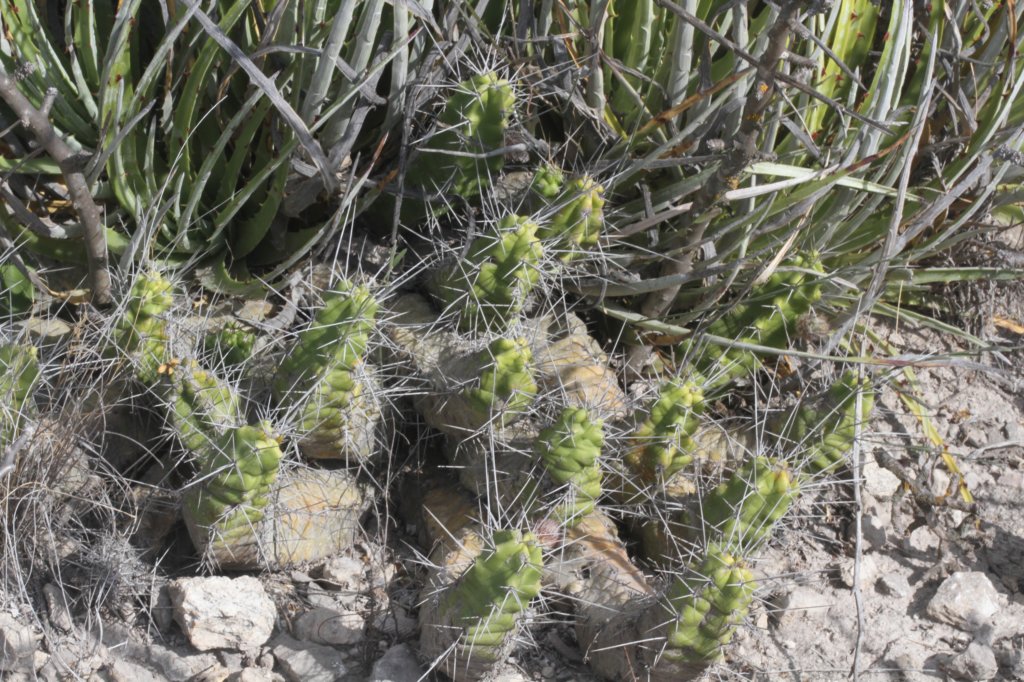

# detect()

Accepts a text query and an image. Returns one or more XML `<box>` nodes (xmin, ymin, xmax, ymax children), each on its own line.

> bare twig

<box><xmin>849</xmin><ymin>374</ymin><xmax>866</xmax><ymax>680</ymax></box>
<box><xmin>0</xmin><ymin>78</ymin><xmax>112</xmax><ymax>306</ymax></box>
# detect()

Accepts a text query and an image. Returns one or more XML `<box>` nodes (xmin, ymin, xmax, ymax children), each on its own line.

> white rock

<box><xmin>271</xmin><ymin>634</ymin><xmax>347</xmax><ymax>682</ymax></box>
<box><xmin>877</xmin><ymin>572</ymin><xmax>912</xmax><ymax>598</ymax></box>
<box><xmin>107</xmin><ymin>660</ymin><xmax>169</xmax><ymax>682</ymax></box>
<box><xmin>225</xmin><ymin>669</ymin><xmax>275</xmax><ymax>682</ymax></box>
<box><xmin>945</xmin><ymin>641</ymin><xmax>999</xmax><ymax>680</ymax></box>
<box><xmin>292</xmin><ymin>608</ymin><xmax>364</xmax><ymax>646</ymax></box>
<box><xmin>369</xmin><ymin>644</ymin><xmax>424</xmax><ymax>682</ymax></box>
<box><xmin>775</xmin><ymin>586</ymin><xmax>832</xmax><ymax>627</ymax></box>
<box><xmin>838</xmin><ymin>554</ymin><xmax>878</xmax><ymax>589</ymax></box>
<box><xmin>904</xmin><ymin>526</ymin><xmax>940</xmax><ymax>556</ymax></box>
<box><xmin>169</xmin><ymin>576</ymin><xmax>276</xmax><ymax>651</ymax></box>
<box><xmin>926</xmin><ymin>572</ymin><xmax>1002</xmax><ymax>631</ymax></box>
<box><xmin>315</xmin><ymin>557</ymin><xmax>366</xmax><ymax>595</ymax></box>
<box><xmin>0</xmin><ymin>614</ymin><xmax>36</xmax><ymax>673</ymax></box>
<box><xmin>862</xmin><ymin>459</ymin><xmax>900</xmax><ymax>498</ymax></box>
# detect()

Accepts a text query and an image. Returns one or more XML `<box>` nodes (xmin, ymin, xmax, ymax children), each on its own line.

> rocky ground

<box><xmin>1</xmin><ymin>301</ymin><xmax>1022</xmax><ymax>681</ymax></box>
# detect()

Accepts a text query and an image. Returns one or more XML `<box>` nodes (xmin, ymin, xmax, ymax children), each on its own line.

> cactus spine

<box><xmin>433</xmin><ymin>215</ymin><xmax>543</xmax><ymax>333</ymax></box>
<box><xmin>420</xmin><ymin>529</ymin><xmax>543</xmax><ymax>681</ymax></box>
<box><xmin>463</xmin><ymin>337</ymin><xmax>538</xmax><ymax>428</ymax></box>
<box><xmin>536</xmin><ymin>407</ymin><xmax>604</xmax><ymax>525</ymax></box>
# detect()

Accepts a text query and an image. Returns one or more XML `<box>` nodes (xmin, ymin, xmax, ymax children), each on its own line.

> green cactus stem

<box><xmin>204</xmin><ymin>322</ymin><xmax>257</xmax><ymax>368</ymax></box>
<box><xmin>0</xmin><ymin>343</ymin><xmax>40</xmax><ymax>445</ymax></box>
<box><xmin>536</xmin><ymin>407</ymin><xmax>604</xmax><ymax>525</ymax></box>
<box><xmin>419</xmin><ymin>529</ymin><xmax>543</xmax><ymax>682</ymax></box>
<box><xmin>463</xmin><ymin>337</ymin><xmax>538</xmax><ymax>428</ymax></box>
<box><xmin>625</xmin><ymin>378</ymin><xmax>705</xmax><ymax>485</ymax></box>
<box><xmin>112</xmin><ymin>271</ymin><xmax>175</xmax><ymax>386</ymax></box>
<box><xmin>0</xmin><ymin>264</ymin><xmax>34</xmax><ymax>318</ymax></box>
<box><xmin>170</xmin><ymin>362</ymin><xmax>243</xmax><ymax>458</ymax></box>
<box><xmin>407</xmin><ymin>73</ymin><xmax>515</xmax><ymax>199</ymax></box>
<box><xmin>683</xmin><ymin>253</ymin><xmax>825</xmax><ymax>391</ymax></box>
<box><xmin>697</xmin><ymin>456</ymin><xmax>798</xmax><ymax>554</ymax></box>
<box><xmin>778</xmin><ymin>371</ymin><xmax>875</xmax><ymax>474</ymax></box>
<box><xmin>530</xmin><ymin>164</ymin><xmax>564</xmax><ymax>200</ymax></box>
<box><xmin>274</xmin><ymin>286</ymin><xmax>380</xmax><ymax>461</ymax></box>
<box><xmin>183</xmin><ymin>422</ymin><xmax>283</xmax><ymax>561</ymax></box>
<box><xmin>538</xmin><ymin>176</ymin><xmax>605</xmax><ymax>261</ymax></box>
<box><xmin>643</xmin><ymin>545</ymin><xmax>757</xmax><ymax>673</ymax></box>
<box><xmin>274</xmin><ymin>285</ymin><xmax>378</xmax><ymax>396</ymax></box>
<box><xmin>432</xmin><ymin>215</ymin><xmax>543</xmax><ymax>333</ymax></box>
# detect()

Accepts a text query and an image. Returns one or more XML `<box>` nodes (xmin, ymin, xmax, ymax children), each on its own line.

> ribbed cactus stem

<box><xmin>204</xmin><ymin>322</ymin><xmax>257</xmax><ymax>368</ymax></box>
<box><xmin>463</xmin><ymin>337</ymin><xmax>538</xmax><ymax>428</ymax></box>
<box><xmin>536</xmin><ymin>407</ymin><xmax>604</xmax><ymax>525</ymax></box>
<box><xmin>171</xmin><ymin>362</ymin><xmax>243</xmax><ymax>458</ymax></box>
<box><xmin>184</xmin><ymin>422</ymin><xmax>283</xmax><ymax>558</ymax></box>
<box><xmin>113</xmin><ymin>271</ymin><xmax>174</xmax><ymax>385</ymax></box>
<box><xmin>420</xmin><ymin>529</ymin><xmax>543</xmax><ymax>681</ymax></box>
<box><xmin>530</xmin><ymin>164</ymin><xmax>565</xmax><ymax>199</ymax></box>
<box><xmin>650</xmin><ymin>546</ymin><xmax>756</xmax><ymax>670</ymax></box>
<box><xmin>407</xmin><ymin>73</ymin><xmax>515</xmax><ymax>199</ymax></box>
<box><xmin>686</xmin><ymin>253</ymin><xmax>825</xmax><ymax>391</ymax></box>
<box><xmin>539</xmin><ymin>175</ymin><xmax>605</xmax><ymax>261</ymax></box>
<box><xmin>433</xmin><ymin>215</ymin><xmax>543</xmax><ymax>333</ymax></box>
<box><xmin>781</xmin><ymin>371</ymin><xmax>875</xmax><ymax>474</ymax></box>
<box><xmin>275</xmin><ymin>286</ymin><xmax>380</xmax><ymax>462</ymax></box>
<box><xmin>698</xmin><ymin>456</ymin><xmax>798</xmax><ymax>554</ymax></box>
<box><xmin>626</xmin><ymin>379</ymin><xmax>705</xmax><ymax>484</ymax></box>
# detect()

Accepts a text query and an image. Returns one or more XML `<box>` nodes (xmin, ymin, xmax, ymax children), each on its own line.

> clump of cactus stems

<box><xmin>273</xmin><ymin>285</ymin><xmax>381</xmax><ymax>462</ymax></box>
<box><xmin>407</xmin><ymin>73</ymin><xmax>515</xmax><ymax>200</ymax></box>
<box><xmin>420</xmin><ymin>529</ymin><xmax>543</xmax><ymax>682</ymax></box>
<box><xmin>431</xmin><ymin>215</ymin><xmax>543</xmax><ymax>333</ymax></box>
<box><xmin>683</xmin><ymin>253</ymin><xmax>825</xmax><ymax>392</ymax></box>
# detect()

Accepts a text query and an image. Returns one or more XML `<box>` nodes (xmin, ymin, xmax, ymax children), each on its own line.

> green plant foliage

<box><xmin>0</xmin><ymin>343</ymin><xmax>39</xmax><ymax>445</ymax></box>
<box><xmin>171</xmin><ymin>362</ymin><xmax>243</xmax><ymax>458</ymax></box>
<box><xmin>660</xmin><ymin>546</ymin><xmax>756</xmax><ymax>664</ymax></box>
<box><xmin>0</xmin><ymin>265</ymin><xmax>34</xmax><ymax>318</ymax></box>
<box><xmin>433</xmin><ymin>216</ymin><xmax>543</xmax><ymax>333</ymax></box>
<box><xmin>112</xmin><ymin>272</ymin><xmax>174</xmax><ymax>386</ymax></box>
<box><xmin>407</xmin><ymin>73</ymin><xmax>516</xmax><ymax>199</ymax></box>
<box><xmin>626</xmin><ymin>378</ymin><xmax>705</xmax><ymax>484</ymax></box>
<box><xmin>204</xmin><ymin>323</ymin><xmax>257</xmax><ymax>368</ymax></box>
<box><xmin>537</xmin><ymin>407</ymin><xmax>604</xmax><ymax>524</ymax></box>
<box><xmin>185</xmin><ymin>422</ymin><xmax>283</xmax><ymax>546</ymax></box>
<box><xmin>530</xmin><ymin>164</ymin><xmax>565</xmax><ymax>200</ymax></box>
<box><xmin>698</xmin><ymin>457</ymin><xmax>798</xmax><ymax>553</ymax></box>
<box><xmin>779</xmin><ymin>371</ymin><xmax>875</xmax><ymax>473</ymax></box>
<box><xmin>464</xmin><ymin>338</ymin><xmax>538</xmax><ymax>428</ymax></box>
<box><xmin>539</xmin><ymin>176</ymin><xmax>605</xmax><ymax>261</ymax></box>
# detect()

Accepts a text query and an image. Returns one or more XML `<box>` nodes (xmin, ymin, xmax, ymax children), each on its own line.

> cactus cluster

<box><xmin>538</xmin><ymin>176</ymin><xmax>606</xmax><ymax>261</ymax></box>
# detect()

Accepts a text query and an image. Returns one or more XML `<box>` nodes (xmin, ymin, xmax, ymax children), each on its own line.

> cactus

<box><xmin>183</xmin><ymin>422</ymin><xmax>283</xmax><ymax>560</ymax></box>
<box><xmin>170</xmin><ymin>362</ymin><xmax>244</xmax><ymax>458</ymax></box>
<box><xmin>530</xmin><ymin>164</ymin><xmax>565</xmax><ymax>200</ymax></box>
<box><xmin>0</xmin><ymin>343</ymin><xmax>40</xmax><ymax>445</ymax></box>
<box><xmin>112</xmin><ymin>272</ymin><xmax>175</xmax><ymax>386</ymax></box>
<box><xmin>647</xmin><ymin>545</ymin><xmax>757</xmax><ymax>670</ymax></box>
<box><xmin>778</xmin><ymin>371</ymin><xmax>875</xmax><ymax>474</ymax></box>
<box><xmin>204</xmin><ymin>322</ymin><xmax>257</xmax><ymax>368</ymax></box>
<box><xmin>420</xmin><ymin>529</ymin><xmax>543</xmax><ymax>681</ymax></box>
<box><xmin>407</xmin><ymin>73</ymin><xmax>515</xmax><ymax>199</ymax></box>
<box><xmin>432</xmin><ymin>215</ymin><xmax>543</xmax><ymax>333</ymax></box>
<box><xmin>463</xmin><ymin>338</ymin><xmax>538</xmax><ymax>428</ymax></box>
<box><xmin>698</xmin><ymin>457</ymin><xmax>798</xmax><ymax>554</ymax></box>
<box><xmin>0</xmin><ymin>264</ymin><xmax>34</xmax><ymax>318</ymax></box>
<box><xmin>538</xmin><ymin>176</ymin><xmax>605</xmax><ymax>261</ymax></box>
<box><xmin>536</xmin><ymin>407</ymin><xmax>604</xmax><ymax>525</ymax></box>
<box><xmin>625</xmin><ymin>378</ymin><xmax>705</xmax><ymax>485</ymax></box>
<box><xmin>684</xmin><ymin>253</ymin><xmax>825</xmax><ymax>391</ymax></box>
<box><xmin>274</xmin><ymin>286</ymin><xmax>380</xmax><ymax>461</ymax></box>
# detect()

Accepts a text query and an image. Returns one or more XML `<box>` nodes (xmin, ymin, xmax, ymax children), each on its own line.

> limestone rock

<box><xmin>369</xmin><ymin>644</ymin><xmax>424</xmax><ymax>682</ymax></box>
<box><xmin>271</xmin><ymin>634</ymin><xmax>346</xmax><ymax>682</ymax></box>
<box><xmin>0</xmin><ymin>615</ymin><xmax>36</xmax><ymax>673</ymax></box>
<box><xmin>292</xmin><ymin>607</ymin><xmax>364</xmax><ymax>646</ymax></box>
<box><xmin>944</xmin><ymin>641</ymin><xmax>999</xmax><ymax>681</ymax></box>
<box><xmin>926</xmin><ymin>571</ymin><xmax>1002</xmax><ymax>631</ymax></box>
<box><xmin>169</xmin><ymin>576</ymin><xmax>276</xmax><ymax>651</ymax></box>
